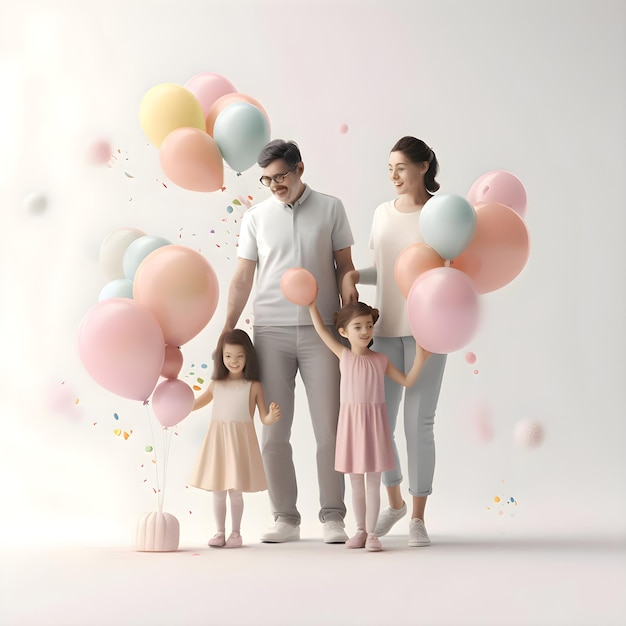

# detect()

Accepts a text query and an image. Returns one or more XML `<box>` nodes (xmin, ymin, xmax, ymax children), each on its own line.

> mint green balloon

<box><xmin>420</xmin><ymin>194</ymin><xmax>477</xmax><ymax>260</ymax></box>
<box><xmin>213</xmin><ymin>102</ymin><xmax>270</xmax><ymax>173</ymax></box>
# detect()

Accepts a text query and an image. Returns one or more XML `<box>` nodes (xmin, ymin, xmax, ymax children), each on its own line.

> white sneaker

<box><xmin>408</xmin><ymin>518</ymin><xmax>431</xmax><ymax>547</ymax></box>
<box><xmin>323</xmin><ymin>520</ymin><xmax>348</xmax><ymax>543</ymax></box>
<box><xmin>260</xmin><ymin>521</ymin><xmax>300</xmax><ymax>543</ymax></box>
<box><xmin>374</xmin><ymin>502</ymin><xmax>407</xmax><ymax>536</ymax></box>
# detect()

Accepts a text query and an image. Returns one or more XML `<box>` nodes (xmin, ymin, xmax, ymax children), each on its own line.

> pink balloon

<box><xmin>205</xmin><ymin>93</ymin><xmax>271</xmax><ymax>136</ymax></box>
<box><xmin>406</xmin><ymin>267</ymin><xmax>480</xmax><ymax>354</ymax></box>
<box><xmin>161</xmin><ymin>345</ymin><xmax>184</xmax><ymax>379</ymax></box>
<box><xmin>184</xmin><ymin>72</ymin><xmax>237</xmax><ymax>118</ymax></box>
<box><xmin>467</xmin><ymin>170</ymin><xmax>527</xmax><ymax>219</ymax></box>
<box><xmin>78</xmin><ymin>298</ymin><xmax>165</xmax><ymax>401</ymax></box>
<box><xmin>159</xmin><ymin>127</ymin><xmax>224</xmax><ymax>192</ymax></box>
<box><xmin>151</xmin><ymin>379</ymin><xmax>194</xmax><ymax>428</ymax></box>
<box><xmin>394</xmin><ymin>243</ymin><xmax>445</xmax><ymax>298</ymax></box>
<box><xmin>451</xmin><ymin>202</ymin><xmax>530</xmax><ymax>294</ymax></box>
<box><xmin>280</xmin><ymin>268</ymin><xmax>317</xmax><ymax>306</ymax></box>
<box><xmin>133</xmin><ymin>245</ymin><xmax>219</xmax><ymax>346</ymax></box>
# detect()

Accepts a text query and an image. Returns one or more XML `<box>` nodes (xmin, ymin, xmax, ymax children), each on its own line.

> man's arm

<box><xmin>223</xmin><ymin>258</ymin><xmax>256</xmax><ymax>332</ymax></box>
<box><xmin>334</xmin><ymin>247</ymin><xmax>358</xmax><ymax>305</ymax></box>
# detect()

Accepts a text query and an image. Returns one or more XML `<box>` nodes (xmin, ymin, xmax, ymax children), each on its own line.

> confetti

<box><xmin>114</xmin><ymin>413</ymin><xmax>119</xmax><ymax>420</ymax></box>
<box><xmin>145</xmin><ymin>446</ymin><xmax>153</xmax><ymax>452</ymax></box>
<box><xmin>124</xmin><ymin>172</ymin><xmax>135</xmax><ymax>178</ymax></box>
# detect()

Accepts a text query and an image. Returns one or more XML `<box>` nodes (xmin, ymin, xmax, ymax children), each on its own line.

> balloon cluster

<box><xmin>139</xmin><ymin>72</ymin><xmax>271</xmax><ymax>191</ymax></box>
<box><xmin>78</xmin><ymin>227</ymin><xmax>220</xmax><ymax>428</ymax></box>
<box><xmin>396</xmin><ymin>170</ymin><xmax>530</xmax><ymax>354</ymax></box>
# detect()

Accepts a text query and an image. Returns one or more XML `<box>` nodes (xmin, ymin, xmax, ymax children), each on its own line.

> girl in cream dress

<box><xmin>189</xmin><ymin>329</ymin><xmax>280</xmax><ymax>548</ymax></box>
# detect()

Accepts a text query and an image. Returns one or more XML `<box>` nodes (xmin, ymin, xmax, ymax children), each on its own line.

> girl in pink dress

<box><xmin>309</xmin><ymin>300</ymin><xmax>429</xmax><ymax>551</ymax></box>
<box><xmin>189</xmin><ymin>330</ymin><xmax>281</xmax><ymax>548</ymax></box>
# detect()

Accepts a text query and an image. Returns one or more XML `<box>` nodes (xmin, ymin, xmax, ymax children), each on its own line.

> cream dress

<box><xmin>189</xmin><ymin>379</ymin><xmax>267</xmax><ymax>492</ymax></box>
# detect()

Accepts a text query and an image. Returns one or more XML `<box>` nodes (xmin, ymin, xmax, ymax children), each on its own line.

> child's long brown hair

<box><xmin>212</xmin><ymin>329</ymin><xmax>260</xmax><ymax>381</ymax></box>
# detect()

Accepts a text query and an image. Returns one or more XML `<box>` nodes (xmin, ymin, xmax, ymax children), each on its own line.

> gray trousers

<box><xmin>373</xmin><ymin>336</ymin><xmax>447</xmax><ymax>497</ymax></box>
<box><xmin>254</xmin><ymin>325</ymin><xmax>346</xmax><ymax>525</ymax></box>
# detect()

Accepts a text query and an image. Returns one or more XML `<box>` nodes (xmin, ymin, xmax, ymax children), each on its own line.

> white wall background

<box><xmin>1</xmin><ymin>0</ymin><xmax>624</xmax><ymax>547</ymax></box>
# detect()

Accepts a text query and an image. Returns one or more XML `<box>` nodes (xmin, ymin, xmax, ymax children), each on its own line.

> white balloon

<box><xmin>99</xmin><ymin>227</ymin><xmax>145</xmax><ymax>280</ymax></box>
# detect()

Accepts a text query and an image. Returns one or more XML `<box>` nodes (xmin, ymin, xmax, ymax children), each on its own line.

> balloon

<box><xmin>159</xmin><ymin>127</ymin><xmax>224</xmax><ymax>192</ymax></box>
<box><xmin>467</xmin><ymin>170</ymin><xmax>527</xmax><ymax>219</ymax></box>
<box><xmin>133</xmin><ymin>245</ymin><xmax>219</xmax><ymax>346</ymax></box>
<box><xmin>23</xmin><ymin>192</ymin><xmax>48</xmax><ymax>214</ymax></box>
<box><xmin>100</xmin><ymin>227</ymin><xmax>146</xmax><ymax>281</ymax></box>
<box><xmin>161</xmin><ymin>345</ymin><xmax>184</xmax><ymax>379</ymax></box>
<box><xmin>139</xmin><ymin>83</ymin><xmax>205</xmax><ymax>147</ymax></box>
<box><xmin>419</xmin><ymin>194</ymin><xmax>477</xmax><ymax>260</ymax></box>
<box><xmin>99</xmin><ymin>278</ymin><xmax>134</xmax><ymax>301</ymax></box>
<box><xmin>78</xmin><ymin>298</ymin><xmax>165</xmax><ymax>401</ymax></box>
<box><xmin>206</xmin><ymin>92</ymin><xmax>271</xmax><ymax>136</ymax></box>
<box><xmin>123</xmin><ymin>235</ymin><xmax>172</xmax><ymax>281</ymax></box>
<box><xmin>394</xmin><ymin>243</ymin><xmax>445</xmax><ymax>298</ymax></box>
<box><xmin>406</xmin><ymin>267</ymin><xmax>480</xmax><ymax>354</ymax></box>
<box><xmin>151</xmin><ymin>379</ymin><xmax>194</xmax><ymax>428</ymax></box>
<box><xmin>184</xmin><ymin>72</ymin><xmax>237</xmax><ymax>118</ymax></box>
<box><xmin>280</xmin><ymin>268</ymin><xmax>317</xmax><ymax>306</ymax></box>
<box><xmin>450</xmin><ymin>202</ymin><xmax>530</xmax><ymax>294</ymax></box>
<box><xmin>213</xmin><ymin>102</ymin><xmax>271</xmax><ymax>172</ymax></box>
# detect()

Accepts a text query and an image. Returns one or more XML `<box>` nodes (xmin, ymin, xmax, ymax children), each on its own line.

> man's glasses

<box><xmin>259</xmin><ymin>167</ymin><xmax>295</xmax><ymax>187</ymax></box>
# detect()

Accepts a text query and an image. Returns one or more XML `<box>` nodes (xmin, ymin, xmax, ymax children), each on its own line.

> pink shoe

<box><xmin>345</xmin><ymin>530</ymin><xmax>367</xmax><ymax>549</ymax></box>
<box><xmin>225</xmin><ymin>532</ymin><xmax>242</xmax><ymax>548</ymax></box>
<box><xmin>365</xmin><ymin>533</ymin><xmax>382</xmax><ymax>552</ymax></box>
<box><xmin>208</xmin><ymin>532</ymin><xmax>226</xmax><ymax>547</ymax></box>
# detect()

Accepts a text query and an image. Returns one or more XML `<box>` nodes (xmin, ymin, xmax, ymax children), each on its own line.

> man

<box><xmin>222</xmin><ymin>139</ymin><xmax>358</xmax><ymax>543</ymax></box>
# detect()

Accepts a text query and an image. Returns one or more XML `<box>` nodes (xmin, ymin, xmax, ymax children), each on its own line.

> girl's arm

<box><xmin>192</xmin><ymin>380</ymin><xmax>215</xmax><ymax>411</ymax></box>
<box><xmin>252</xmin><ymin>381</ymin><xmax>281</xmax><ymax>425</ymax></box>
<box><xmin>385</xmin><ymin>346</ymin><xmax>431</xmax><ymax>388</ymax></box>
<box><xmin>308</xmin><ymin>300</ymin><xmax>344</xmax><ymax>359</ymax></box>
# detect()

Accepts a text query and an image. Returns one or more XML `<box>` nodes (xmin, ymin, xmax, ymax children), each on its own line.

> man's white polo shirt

<box><xmin>238</xmin><ymin>185</ymin><xmax>354</xmax><ymax>326</ymax></box>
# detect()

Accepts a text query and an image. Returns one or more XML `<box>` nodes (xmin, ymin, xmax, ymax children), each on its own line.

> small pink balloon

<box><xmin>451</xmin><ymin>202</ymin><xmax>530</xmax><ymax>294</ymax></box>
<box><xmin>78</xmin><ymin>298</ymin><xmax>165</xmax><ymax>401</ymax></box>
<box><xmin>394</xmin><ymin>243</ymin><xmax>445</xmax><ymax>298</ymax></box>
<box><xmin>161</xmin><ymin>345</ymin><xmax>184</xmax><ymax>379</ymax></box>
<box><xmin>184</xmin><ymin>72</ymin><xmax>237</xmax><ymax>118</ymax></box>
<box><xmin>151</xmin><ymin>379</ymin><xmax>194</xmax><ymax>428</ymax></box>
<box><xmin>88</xmin><ymin>139</ymin><xmax>112</xmax><ymax>165</ymax></box>
<box><xmin>406</xmin><ymin>267</ymin><xmax>480</xmax><ymax>354</ymax></box>
<box><xmin>465</xmin><ymin>351</ymin><xmax>477</xmax><ymax>364</ymax></box>
<box><xmin>514</xmin><ymin>419</ymin><xmax>544</xmax><ymax>448</ymax></box>
<box><xmin>159</xmin><ymin>127</ymin><xmax>224</xmax><ymax>192</ymax></box>
<box><xmin>280</xmin><ymin>268</ymin><xmax>317</xmax><ymax>306</ymax></box>
<box><xmin>467</xmin><ymin>170</ymin><xmax>527</xmax><ymax>219</ymax></box>
<box><xmin>339</xmin><ymin>123</ymin><xmax>349</xmax><ymax>134</ymax></box>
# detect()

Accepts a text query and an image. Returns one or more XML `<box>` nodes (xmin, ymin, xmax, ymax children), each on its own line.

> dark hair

<box><xmin>257</xmin><ymin>139</ymin><xmax>302</xmax><ymax>169</ymax></box>
<box><xmin>212</xmin><ymin>329</ymin><xmax>260</xmax><ymax>381</ymax></box>
<box><xmin>333</xmin><ymin>301</ymin><xmax>380</xmax><ymax>348</ymax></box>
<box><xmin>391</xmin><ymin>136</ymin><xmax>440</xmax><ymax>193</ymax></box>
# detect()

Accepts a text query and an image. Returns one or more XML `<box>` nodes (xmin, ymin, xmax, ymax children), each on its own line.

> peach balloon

<box><xmin>159</xmin><ymin>127</ymin><xmax>224</xmax><ymax>192</ymax></box>
<box><xmin>280</xmin><ymin>268</ymin><xmax>317</xmax><ymax>306</ymax></box>
<box><xmin>161</xmin><ymin>345</ymin><xmax>184</xmax><ymax>379</ymax></box>
<box><xmin>394</xmin><ymin>243</ymin><xmax>445</xmax><ymax>298</ymax></box>
<box><xmin>451</xmin><ymin>202</ymin><xmax>530</xmax><ymax>294</ymax></box>
<box><xmin>205</xmin><ymin>93</ymin><xmax>271</xmax><ymax>136</ymax></box>
<box><xmin>133</xmin><ymin>245</ymin><xmax>219</xmax><ymax>346</ymax></box>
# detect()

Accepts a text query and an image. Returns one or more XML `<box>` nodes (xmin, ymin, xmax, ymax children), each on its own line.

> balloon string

<box><xmin>159</xmin><ymin>427</ymin><xmax>173</xmax><ymax>514</ymax></box>
<box><xmin>144</xmin><ymin>403</ymin><xmax>161</xmax><ymax>511</ymax></box>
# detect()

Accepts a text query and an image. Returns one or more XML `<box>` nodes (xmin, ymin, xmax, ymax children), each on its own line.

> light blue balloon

<box><xmin>213</xmin><ymin>101</ymin><xmax>271</xmax><ymax>173</ymax></box>
<box><xmin>98</xmin><ymin>278</ymin><xmax>134</xmax><ymax>301</ymax></box>
<box><xmin>123</xmin><ymin>235</ymin><xmax>172</xmax><ymax>280</ymax></box>
<box><xmin>419</xmin><ymin>194</ymin><xmax>477</xmax><ymax>260</ymax></box>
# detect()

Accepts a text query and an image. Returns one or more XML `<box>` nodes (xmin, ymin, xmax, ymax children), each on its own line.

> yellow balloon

<box><xmin>139</xmin><ymin>83</ymin><xmax>206</xmax><ymax>147</ymax></box>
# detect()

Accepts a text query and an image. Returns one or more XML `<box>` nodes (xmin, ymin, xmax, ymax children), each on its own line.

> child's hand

<box><xmin>268</xmin><ymin>402</ymin><xmax>281</xmax><ymax>423</ymax></box>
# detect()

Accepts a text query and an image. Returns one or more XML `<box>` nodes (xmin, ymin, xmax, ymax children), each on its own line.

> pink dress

<box><xmin>334</xmin><ymin>349</ymin><xmax>396</xmax><ymax>474</ymax></box>
<box><xmin>189</xmin><ymin>379</ymin><xmax>267</xmax><ymax>492</ymax></box>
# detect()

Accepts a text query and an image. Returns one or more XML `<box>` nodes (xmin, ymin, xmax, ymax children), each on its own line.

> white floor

<box><xmin>1</xmin><ymin>533</ymin><xmax>624</xmax><ymax>626</ymax></box>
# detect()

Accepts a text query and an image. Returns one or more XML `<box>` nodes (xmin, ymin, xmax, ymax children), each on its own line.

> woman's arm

<box><xmin>308</xmin><ymin>300</ymin><xmax>344</xmax><ymax>359</ymax></box>
<box><xmin>385</xmin><ymin>347</ymin><xmax>431</xmax><ymax>387</ymax></box>
<box><xmin>334</xmin><ymin>247</ymin><xmax>358</xmax><ymax>305</ymax></box>
<box><xmin>252</xmin><ymin>381</ymin><xmax>281</xmax><ymax>425</ymax></box>
<box><xmin>192</xmin><ymin>380</ymin><xmax>215</xmax><ymax>411</ymax></box>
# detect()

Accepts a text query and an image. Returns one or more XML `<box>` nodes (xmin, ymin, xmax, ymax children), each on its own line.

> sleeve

<box><xmin>331</xmin><ymin>197</ymin><xmax>354</xmax><ymax>251</ymax></box>
<box><xmin>237</xmin><ymin>210</ymin><xmax>258</xmax><ymax>261</ymax></box>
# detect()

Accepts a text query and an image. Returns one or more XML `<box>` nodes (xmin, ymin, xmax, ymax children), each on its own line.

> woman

<box><xmin>343</xmin><ymin>136</ymin><xmax>447</xmax><ymax>547</ymax></box>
